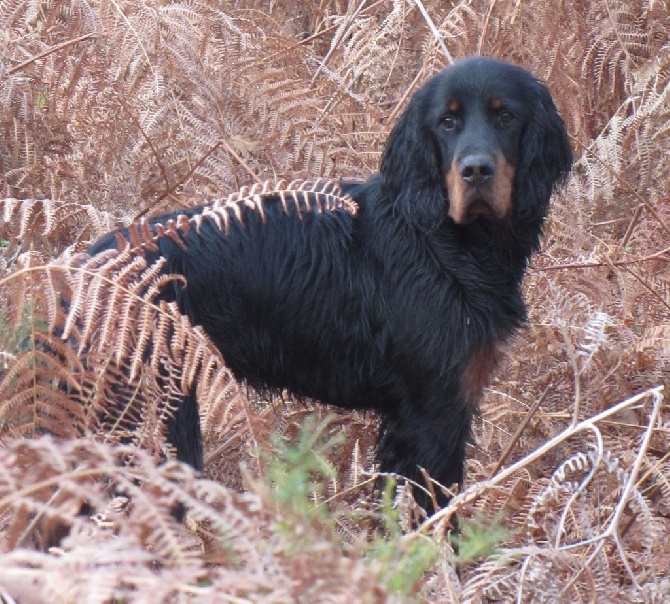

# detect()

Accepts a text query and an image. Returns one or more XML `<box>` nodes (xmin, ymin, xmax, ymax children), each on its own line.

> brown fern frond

<box><xmin>582</xmin><ymin>3</ymin><xmax>653</xmax><ymax>117</ymax></box>
<box><xmin>0</xmin><ymin>436</ymin><xmax>402</xmax><ymax>601</ymax></box>
<box><xmin>0</xmin><ymin>198</ymin><xmax>121</xmax><ymax>255</ymax></box>
<box><xmin>115</xmin><ymin>179</ymin><xmax>358</xmax><ymax>257</ymax></box>
<box><xmin>34</xmin><ymin>179</ymin><xmax>358</xmax><ymax>377</ymax></box>
<box><xmin>0</xmin><ymin>251</ymin><xmax>184</xmax><ymax>455</ymax></box>
<box><xmin>0</xmin><ymin>334</ymin><xmax>85</xmax><ymax>440</ymax></box>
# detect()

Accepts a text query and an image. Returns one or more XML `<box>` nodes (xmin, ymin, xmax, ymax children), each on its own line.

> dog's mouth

<box><xmin>460</xmin><ymin>192</ymin><xmax>498</xmax><ymax>223</ymax></box>
<box><xmin>448</xmin><ymin>189</ymin><xmax>507</xmax><ymax>225</ymax></box>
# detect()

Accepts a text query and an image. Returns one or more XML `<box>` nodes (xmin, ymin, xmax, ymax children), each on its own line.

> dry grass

<box><xmin>1</xmin><ymin>0</ymin><xmax>669</xmax><ymax>601</ymax></box>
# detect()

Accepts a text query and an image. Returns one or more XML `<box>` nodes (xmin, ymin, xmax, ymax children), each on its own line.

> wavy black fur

<box><xmin>89</xmin><ymin>57</ymin><xmax>572</xmax><ymax>513</ymax></box>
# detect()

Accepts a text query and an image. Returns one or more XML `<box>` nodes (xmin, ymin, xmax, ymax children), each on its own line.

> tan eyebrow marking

<box><xmin>447</xmin><ymin>100</ymin><xmax>460</xmax><ymax>112</ymax></box>
<box><xmin>491</xmin><ymin>97</ymin><xmax>503</xmax><ymax>110</ymax></box>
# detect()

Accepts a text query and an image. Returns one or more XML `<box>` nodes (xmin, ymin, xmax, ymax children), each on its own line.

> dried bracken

<box><xmin>1</xmin><ymin>0</ymin><xmax>669</xmax><ymax>601</ymax></box>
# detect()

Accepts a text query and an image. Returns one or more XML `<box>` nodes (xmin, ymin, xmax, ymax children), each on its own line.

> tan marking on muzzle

<box><xmin>446</xmin><ymin>155</ymin><xmax>516</xmax><ymax>224</ymax></box>
<box><xmin>446</xmin><ymin>160</ymin><xmax>467</xmax><ymax>224</ymax></box>
<box><xmin>490</xmin><ymin>155</ymin><xmax>515</xmax><ymax>219</ymax></box>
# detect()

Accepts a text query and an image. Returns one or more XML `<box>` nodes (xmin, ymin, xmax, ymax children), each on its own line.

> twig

<box><xmin>311</xmin><ymin>0</ymin><xmax>368</xmax><ymax>83</ymax></box>
<box><xmin>134</xmin><ymin>141</ymin><xmax>223</xmax><ymax>219</ymax></box>
<box><xmin>477</xmin><ymin>0</ymin><xmax>497</xmax><ymax>56</ymax></box>
<box><xmin>419</xmin><ymin>385</ymin><xmax>664</xmax><ymax>534</ymax></box>
<box><xmin>554</xmin><ymin>425</ymin><xmax>602</xmax><ymax>548</ymax></box>
<box><xmin>413</xmin><ymin>0</ymin><xmax>453</xmax><ymax>63</ymax></box>
<box><xmin>253</xmin><ymin>0</ymin><xmax>387</xmax><ymax>67</ymax></box>
<box><xmin>388</xmin><ymin>68</ymin><xmax>426</xmax><ymax>124</ymax></box>
<box><xmin>117</xmin><ymin>94</ymin><xmax>170</xmax><ymax>190</ymax></box>
<box><xmin>573</xmin><ymin>135</ymin><xmax>670</xmax><ymax>240</ymax></box>
<box><xmin>532</xmin><ymin>244</ymin><xmax>670</xmax><ymax>272</ymax></box>
<box><xmin>108</xmin><ymin>0</ymin><xmax>159</xmax><ymax>91</ymax></box>
<box><xmin>489</xmin><ymin>385</ymin><xmax>550</xmax><ymax>478</ymax></box>
<box><xmin>219</xmin><ymin>138</ymin><xmax>264</xmax><ymax>185</ymax></box>
<box><xmin>621</xmin><ymin>203</ymin><xmax>643</xmax><ymax>250</ymax></box>
<box><xmin>560</xmin><ymin>326</ymin><xmax>581</xmax><ymax>425</ymax></box>
<box><xmin>556</xmin><ymin>386</ymin><xmax>663</xmax><ymax>590</ymax></box>
<box><xmin>7</xmin><ymin>33</ymin><xmax>97</xmax><ymax>76</ymax></box>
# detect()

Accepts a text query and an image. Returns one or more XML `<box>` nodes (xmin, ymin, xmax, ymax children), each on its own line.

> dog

<box><xmin>88</xmin><ymin>56</ymin><xmax>572</xmax><ymax>514</ymax></box>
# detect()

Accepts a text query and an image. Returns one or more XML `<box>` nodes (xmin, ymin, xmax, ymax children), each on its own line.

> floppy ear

<box><xmin>515</xmin><ymin>78</ymin><xmax>573</xmax><ymax>232</ymax></box>
<box><xmin>380</xmin><ymin>85</ymin><xmax>446</xmax><ymax>232</ymax></box>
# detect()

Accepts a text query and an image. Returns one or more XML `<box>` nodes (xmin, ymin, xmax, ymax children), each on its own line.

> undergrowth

<box><xmin>262</xmin><ymin>415</ymin><xmax>444</xmax><ymax>599</ymax></box>
<box><xmin>0</xmin><ymin>0</ymin><xmax>669</xmax><ymax>601</ymax></box>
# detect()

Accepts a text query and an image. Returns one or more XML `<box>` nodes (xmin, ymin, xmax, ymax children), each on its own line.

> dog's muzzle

<box><xmin>446</xmin><ymin>154</ymin><xmax>515</xmax><ymax>225</ymax></box>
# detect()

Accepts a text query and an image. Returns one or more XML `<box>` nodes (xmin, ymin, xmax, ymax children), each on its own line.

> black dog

<box><xmin>88</xmin><ymin>56</ymin><xmax>572</xmax><ymax>513</ymax></box>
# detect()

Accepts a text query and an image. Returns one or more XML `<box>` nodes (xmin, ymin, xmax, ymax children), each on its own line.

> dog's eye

<box><xmin>443</xmin><ymin>115</ymin><xmax>459</xmax><ymax>130</ymax></box>
<box><xmin>499</xmin><ymin>110</ymin><xmax>514</xmax><ymax>125</ymax></box>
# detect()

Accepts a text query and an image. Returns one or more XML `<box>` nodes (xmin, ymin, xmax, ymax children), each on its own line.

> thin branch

<box><xmin>621</xmin><ymin>203</ymin><xmax>643</xmax><ymax>250</ymax></box>
<box><xmin>117</xmin><ymin>95</ymin><xmax>170</xmax><ymax>191</ymax></box>
<box><xmin>219</xmin><ymin>138</ymin><xmax>264</xmax><ymax>185</ymax></box>
<box><xmin>311</xmin><ymin>0</ymin><xmax>368</xmax><ymax>83</ymax></box>
<box><xmin>573</xmin><ymin>135</ymin><xmax>670</xmax><ymax>240</ymax></box>
<box><xmin>477</xmin><ymin>0</ymin><xmax>497</xmax><ymax>56</ymax></box>
<box><xmin>252</xmin><ymin>0</ymin><xmax>387</xmax><ymax>67</ymax></box>
<box><xmin>7</xmin><ymin>34</ymin><xmax>97</xmax><ymax>76</ymax></box>
<box><xmin>413</xmin><ymin>0</ymin><xmax>453</xmax><ymax>63</ymax></box>
<box><xmin>560</xmin><ymin>325</ymin><xmax>582</xmax><ymax>425</ymax></box>
<box><xmin>134</xmin><ymin>141</ymin><xmax>223</xmax><ymax>219</ymax></box>
<box><xmin>388</xmin><ymin>67</ymin><xmax>426</xmax><ymax>124</ymax></box>
<box><xmin>532</xmin><ymin>244</ymin><xmax>670</xmax><ymax>272</ymax></box>
<box><xmin>420</xmin><ymin>386</ymin><xmax>664</xmax><ymax>534</ymax></box>
<box><xmin>489</xmin><ymin>386</ymin><xmax>550</xmax><ymax>478</ymax></box>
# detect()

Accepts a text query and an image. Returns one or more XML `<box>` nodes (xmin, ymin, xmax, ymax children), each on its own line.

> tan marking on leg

<box><xmin>462</xmin><ymin>340</ymin><xmax>500</xmax><ymax>409</ymax></box>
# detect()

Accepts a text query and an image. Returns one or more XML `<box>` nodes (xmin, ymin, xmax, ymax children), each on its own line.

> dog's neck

<box><xmin>349</xmin><ymin>175</ymin><xmax>544</xmax><ymax>286</ymax></box>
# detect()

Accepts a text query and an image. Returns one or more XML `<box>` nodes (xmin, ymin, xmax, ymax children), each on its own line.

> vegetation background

<box><xmin>0</xmin><ymin>0</ymin><xmax>669</xmax><ymax>601</ymax></box>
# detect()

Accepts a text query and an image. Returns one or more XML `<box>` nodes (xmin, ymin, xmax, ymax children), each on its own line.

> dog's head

<box><xmin>380</xmin><ymin>56</ymin><xmax>572</xmax><ymax>234</ymax></box>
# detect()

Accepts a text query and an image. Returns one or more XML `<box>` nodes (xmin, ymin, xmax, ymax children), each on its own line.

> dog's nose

<box><xmin>459</xmin><ymin>155</ymin><xmax>496</xmax><ymax>184</ymax></box>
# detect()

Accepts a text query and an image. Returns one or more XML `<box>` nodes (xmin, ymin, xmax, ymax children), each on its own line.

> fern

<box><xmin>1</xmin><ymin>0</ymin><xmax>670</xmax><ymax>600</ymax></box>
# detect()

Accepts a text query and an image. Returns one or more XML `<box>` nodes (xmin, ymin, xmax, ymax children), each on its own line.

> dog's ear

<box><xmin>380</xmin><ymin>85</ymin><xmax>446</xmax><ymax>232</ymax></box>
<box><xmin>515</xmin><ymin>79</ymin><xmax>573</xmax><ymax>229</ymax></box>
